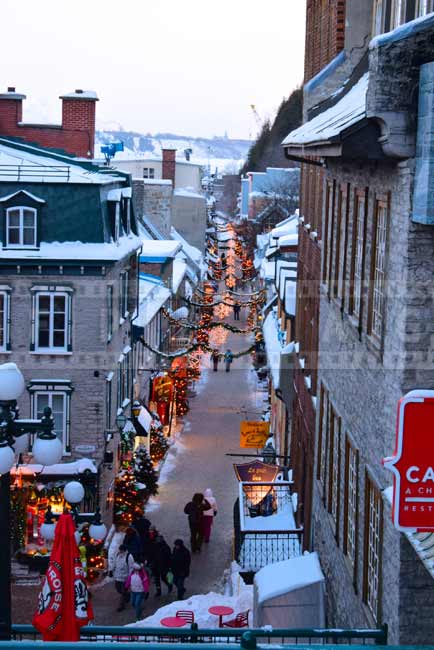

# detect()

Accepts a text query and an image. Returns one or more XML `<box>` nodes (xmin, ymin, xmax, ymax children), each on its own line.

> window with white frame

<box><xmin>143</xmin><ymin>167</ymin><xmax>155</xmax><ymax>179</ymax></box>
<box><xmin>119</xmin><ymin>270</ymin><xmax>129</xmax><ymax>322</ymax></box>
<box><xmin>344</xmin><ymin>438</ymin><xmax>359</xmax><ymax>574</ymax></box>
<box><xmin>370</xmin><ymin>200</ymin><xmax>388</xmax><ymax>340</ymax></box>
<box><xmin>33</xmin><ymin>391</ymin><xmax>70</xmax><ymax>454</ymax></box>
<box><xmin>363</xmin><ymin>474</ymin><xmax>383</xmax><ymax>622</ymax></box>
<box><xmin>0</xmin><ymin>288</ymin><xmax>11</xmax><ymax>352</ymax></box>
<box><xmin>6</xmin><ymin>207</ymin><xmax>37</xmax><ymax>248</ymax></box>
<box><xmin>34</xmin><ymin>291</ymin><xmax>71</xmax><ymax>352</ymax></box>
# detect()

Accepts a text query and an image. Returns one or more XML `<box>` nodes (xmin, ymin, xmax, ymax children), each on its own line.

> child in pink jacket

<box><xmin>125</xmin><ymin>563</ymin><xmax>150</xmax><ymax>620</ymax></box>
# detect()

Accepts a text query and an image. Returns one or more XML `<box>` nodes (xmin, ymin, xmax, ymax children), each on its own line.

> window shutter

<box><xmin>67</xmin><ymin>293</ymin><xmax>73</xmax><ymax>351</ymax></box>
<box><xmin>30</xmin><ymin>292</ymin><xmax>36</xmax><ymax>351</ymax></box>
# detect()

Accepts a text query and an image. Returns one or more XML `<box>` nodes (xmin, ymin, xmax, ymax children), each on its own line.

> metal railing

<box><xmin>0</xmin><ymin>165</ymin><xmax>70</xmax><ymax>181</ymax></box>
<box><xmin>10</xmin><ymin>623</ymin><xmax>389</xmax><ymax>645</ymax></box>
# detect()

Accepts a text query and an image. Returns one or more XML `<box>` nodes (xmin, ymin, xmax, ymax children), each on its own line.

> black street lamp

<box><xmin>0</xmin><ymin>363</ymin><xmax>63</xmax><ymax>641</ymax></box>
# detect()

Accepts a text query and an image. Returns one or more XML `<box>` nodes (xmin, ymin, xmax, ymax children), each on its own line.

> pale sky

<box><xmin>1</xmin><ymin>0</ymin><xmax>306</xmax><ymax>140</ymax></box>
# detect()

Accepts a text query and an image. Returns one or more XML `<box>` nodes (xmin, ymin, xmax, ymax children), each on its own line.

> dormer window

<box><xmin>6</xmin><ymin>206</ymin><xmax>37</xmax><ymax>247</ymax></box>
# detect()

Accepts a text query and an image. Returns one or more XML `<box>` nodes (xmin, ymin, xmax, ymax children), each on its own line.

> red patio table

<box><xmin>208</xmin><ymin>605</ymin><xmax>234</xmax><ymax>628</ymax></box>
<box><xmin>160</xmin><ymin>616</ymin><xmax>188</xmax><ymax>628</ymax></box>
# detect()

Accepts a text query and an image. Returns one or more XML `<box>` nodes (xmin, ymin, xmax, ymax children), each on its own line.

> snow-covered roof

<box><xmin>0</xmin><ymin>234</ymin><xmax>141</xmax><ymax>261</ymax></box>
<box><xmin>140</xmin><ymin>240</ymin><xmax>181</xmax><ymax>259</ymax></box>
<box><xmin>370</xmin><ymin>11</ymin><xmax>434</xmax><ymax>49</ymax></box>
<box><xmin>271</xmin><ymin>218</ymin><xmax>298</xmax><ymax>239</ymax></box>
<box><xmin>171</xmin><ymin>227</ymin><xmax>203</xmax><ymax>264</ymax></box>
<box><xmin>11</xmin><ymin>458</ymin><xmax>97</xmax><ymax>476</ymax></box>
<box><xmin>263</xmin><ymin>311</ymin><xmax>282</xmax><ymax>388</ymax></box>
<box><xmin>279</xmin><ymin>233</ymin><xmax>298</xmax><ymax>247</ymax></box>
<box><xmin>279</xmin><ymin>273</ymin><xmax>296</xmax><ymax>300</ymax></box>
<box><xmin>260</xmin><ymin>259</ymin><xmax>275</xmax><ymax>281</ymax></box>
<box><xmin>172</xmin><ymin>258</ymin><xmax>187</xmax><ymax>293</ymax></box>
<box><xmin>217</xmin><ymin>230</ymin><xmax>233</xmax><ymax>242</ymax></box>
<box><xmin>135</xmin><ymin>284</ymin><xmax>171</xmax><ymax>328</ymax></box>
<box><xmin>284</xmin><ymin>282</ymin><xmax>297</xmax><ymax>316</ymax></box>
<box><xmin>0</xmin><ymin>140</ymin><xmax>122</xmax><ymax>185</ymax></box>
<box><xmin>255</xmin><ymin>553</ymin><xmax>324</xmax><ymax>604</ymax></box>
<box><xmin>60</xmin><ymin>90</ymin><xmax>98</xmax><ymax>100</ymax></box>
<box><xmin>174</xmin><ymin>187</ymin><xmax>205</xmax><ymax>201</ymax></box>
<box><xmin>282</xmin><ymin>73</ymin><xmax>369</xmax><ymax>147</ymax></box>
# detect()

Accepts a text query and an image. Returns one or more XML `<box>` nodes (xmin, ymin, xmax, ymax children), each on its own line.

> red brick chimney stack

<box><xmin>0</xmin><ymin>87</ymin><xmax>98</xmax><ymax>158</ymax></box>
<box><xmin>0</xmin><ymin>88</ymin><xmax>26</xmax><ymax>130</ymax></box>
<box><xmin>162</xmin><ymin>148</ymin><xmax>177</xmax><ymax>187</ymax></box>
<box><xmin>60</xmin><ymin>90</ymin><xmax>98</xmax><ymax>157</ymax></box>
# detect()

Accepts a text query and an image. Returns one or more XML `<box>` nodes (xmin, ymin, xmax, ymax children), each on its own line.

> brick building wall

<box><xmin>304</xmin><ymin>0</ymin><xmax>346</xmax><ymax>83</ymax></box>
<box><xmin>0</xmin><ymin>91</ymin><xmax>97</xmax><ymax>158</ymax></box>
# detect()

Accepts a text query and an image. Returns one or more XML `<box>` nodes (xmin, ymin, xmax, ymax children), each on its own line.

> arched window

<box><xmin>6</xmin><ymin>206</ymin><xmax>37</xmax><ymax>247</ymax></box>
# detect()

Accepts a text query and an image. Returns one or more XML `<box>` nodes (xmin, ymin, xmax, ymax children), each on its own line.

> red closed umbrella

<box><xmin>33</xmin><ymin>513</ymin><xmax>94</xmax><ymax>641</ymax></box>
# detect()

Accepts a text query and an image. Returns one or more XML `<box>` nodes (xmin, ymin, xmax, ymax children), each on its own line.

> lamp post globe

<box><xmin>74</xmin><ymin>530</ymin><xmax>81</xmax><ymax>545</ymax></box>
<box><xmin>12</xmin><ymin>433</ymin><xmax>29</xmax><ymax>455</ymax></box>
<box><xmin>0</xmin><ymin>442</ymin><xmax>14</xmax><ymax>475</ymax></box>
<box><xmin>0</xmin><ymin>363</ymin><xmax>25</xmax><ymax>402</ymax></box>
<box><xmin>89</xmin><ymin>507</ymin><xmax>107</xmax><ymax>542</ymax></box>
<box><xmin>64</xmin><ymin>481</ymin><xmax>85</xmax><ymax>504</ymax></box>
<box><xmin>40</xmin><ymin>506</ymin><xmax>56</xmax><ymax>542</ymax></box>
<box><xmin>32</xmin><ymin>435</ymin><xmax>63</xmax><ymax>466</ymax></box>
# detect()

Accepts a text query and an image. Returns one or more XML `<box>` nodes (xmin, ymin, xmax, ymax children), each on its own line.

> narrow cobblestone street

<box><xmin>12</xmin><ymin>306</ymin><xmax>267</xmax><ymax>626</ymax></box>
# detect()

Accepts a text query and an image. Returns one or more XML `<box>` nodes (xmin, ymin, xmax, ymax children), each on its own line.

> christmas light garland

<box><xmin>139</xmin><ymin>335</ymin><xmax>257</xmax><ymax>360</ymax></box>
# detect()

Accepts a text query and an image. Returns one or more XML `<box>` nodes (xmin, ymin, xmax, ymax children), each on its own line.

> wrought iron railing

<box><xmin>0</xmin><ymin>165</ymin><xmax>70</xmax><ymax>181</ymax></box>
<box><xmin>10</xmin><ymin>623</ymin><xmax>389</xmax><ymax>645</ymax></box>
<box><xmin>234</xmin><ymin>482</ymin><xmax>303</xmax><ymax>571</ymax></box>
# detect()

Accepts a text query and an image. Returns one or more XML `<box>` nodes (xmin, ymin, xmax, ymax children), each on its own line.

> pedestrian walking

<box><xmin>171</xmin><ymin>539</ymin><xmax>191</xmax><ymax>600</ymax></box>
<box><xmin>112</xmin><ymin>544</ymin><xmax>134</xmax><ymax>612</ymax></box>
<box><xmin>147</xmin><ymin>532</ymin><xmax>173</xmax><ymax>597</ymax></box>
<box><xmin>184</xmin><ymin>493</ymin><xmax>212</xmax><ymax>553</ymax></box>
<box><xmin>124</xmin><ymin>563</ymin><xmax>150</xmax><ymax>620</ymax></box>
<box><xmin>211</xmin><ymin>349</ymin><xmax>220</xmax><ymax>372</ymax></box>
<box><xmin>123</xmin><ymin>526</ymin><xmax>143</xmax><ymax>562</ymax></box>
<box><xmin>132</xmin><ymin>513</ymin><xmax>151</xmax><ymax>560</ymax></box>
<box><xmin>233</xmin><ymin>304</ymin><xmax>241</xmax><ymax>320</ymax></box>
<box><xmin>224</xmin><ymin>349</ymin><xmax>234</xmax><ymax>372</ymax></box>
<box><xmin>201</xmin><ymin>488</ymin><xmax>218</xmax><ymax>543</ymax></box>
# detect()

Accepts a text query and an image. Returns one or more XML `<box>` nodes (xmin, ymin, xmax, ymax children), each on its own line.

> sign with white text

<box><xmin>383</xmin><ymin>390</ymin><xmax>434</xmax><ymax>532</ymax></box>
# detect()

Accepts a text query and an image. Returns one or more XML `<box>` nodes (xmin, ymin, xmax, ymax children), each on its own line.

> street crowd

<box><xmin>111</xmin><ymin>489</ymin><xmax>218</xmax><ymax>620</ymax></box>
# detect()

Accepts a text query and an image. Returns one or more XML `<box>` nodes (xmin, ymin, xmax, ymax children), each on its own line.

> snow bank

<box><xmin>129</xmin><ymin>589</ymin><xmax>253</xmax><ymax>628</ymax></box>
<box><xmin>255</xmin><ymin>553</ymin><xmax>324</xmax><ymax>604</ymax></box>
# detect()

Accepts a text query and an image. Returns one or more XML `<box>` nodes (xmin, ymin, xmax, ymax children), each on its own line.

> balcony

<box><xmin>234</xmin><ymin>481</ymin><xmax>303</xmax><ymax>572</ymax></box>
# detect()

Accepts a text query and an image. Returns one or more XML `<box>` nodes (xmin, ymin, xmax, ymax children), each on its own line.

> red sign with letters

<box><xmin>383</xmin><ymin>390</ymin><xmax>434</xmax><ymax>532</ymax></box>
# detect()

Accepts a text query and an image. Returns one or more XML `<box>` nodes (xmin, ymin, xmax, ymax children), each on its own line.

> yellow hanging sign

<box><xmin>240</xmin><ymin>421</ymin><xmax>270</xmax><ymax>448</ymax></box>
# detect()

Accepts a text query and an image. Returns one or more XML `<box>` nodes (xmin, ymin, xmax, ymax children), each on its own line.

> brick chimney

<box><xmin>0</xmin><ymin>87</ymin><xmax>26</xmax><ymax>131</ymax></box>
<box><xmin>162</xmin><ymin>148</ymin><xmax>176</xmax><ymax>187</ymax></box>
<box><xmin>60</xmin><ymin>90</ymin><xmax>99</xmax><ymax>158</ymax></box>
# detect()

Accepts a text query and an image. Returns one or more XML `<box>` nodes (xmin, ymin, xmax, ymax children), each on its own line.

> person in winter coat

<box><xmin>233</xmin><ymin>304</ymin><xmax>241</xmax><ymax>321</ymax></box>
<box><xmin>147</xmin><ymin>532</ymin><xmax>173</xmax><ymax>596</ymax></box>
<box><xmin>210</xmin><ymin>349</ymin><xmax>220</xmax><ymax>372</ymax></box>
<box><xmin>125</xmin><ymin>563</ymin><xmax>150</xmax><ymax>620</ymax></box>
<box><xmin>184</xmin><ymin>493</ymin><xmax>212</xmax><ymax>552</ymax></box>
<box><xmin>224</xmin><ymin>349</ymin><xmax>234</xmax><ymax>372</ymax></box>
<box><xmin>112</xmin><ymin>544</ymin><xmax>135</xmax><ymax>611</ymax></box>
<box><xmin>171</xmin><ymin>539</ymin><xmax>191</xmax><ymax>600</ymax></box>
<box><xmin>123</xmin><ymin>527</ymin><xmax>143</xmax><ymax>561</ymax></box>
<box><xmin>201</xmin><ymin>488</ymin><xmax>218</xmax><ymax>543</ymax></box>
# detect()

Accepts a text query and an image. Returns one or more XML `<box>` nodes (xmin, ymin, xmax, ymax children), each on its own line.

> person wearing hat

<box><xmin>171</xmin><ymin>539</ymin><xmax>191</xmax><ymax>600</ymax></box>
<box><xmin>125</xmin><ymin>563</ymin><xmax>150</xmax><ymax>620</ymax></box>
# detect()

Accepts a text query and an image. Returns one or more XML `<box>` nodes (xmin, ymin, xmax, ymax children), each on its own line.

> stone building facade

<box><xmin>284</xmin><ymin>1</ymin><xmax>434</xmax><ymax>643</ymax></box>
<box><xmin>0</xmin><ymin>137</ymin><xmax>140</xmax><ymax>522</ymax></box>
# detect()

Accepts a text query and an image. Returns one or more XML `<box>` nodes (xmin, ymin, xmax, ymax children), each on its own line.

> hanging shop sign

<box><xmin>239</xmin><ymin>421</ymin><xmax>270</xmax><ymax>449</ymax></box>
<box><xmin>233</xmin><ymin>460</ymin><xmax>279</xmax><ymax>483</ymax></box>
<box><xmin>383</xmin><ymin>390</ymin><xmax>434</xmax><ymax>532</ymax></box>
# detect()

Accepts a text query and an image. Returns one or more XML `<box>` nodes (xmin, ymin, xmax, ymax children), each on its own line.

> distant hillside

<box><xmin>95</xmin><ymin>130</ymin><xmax>252</xmax><ymax>174</ymax></box>
<box><xmin>241</xmin><ymin>88</ymin><xmax>303</xmax><ymax>174</ymax></box>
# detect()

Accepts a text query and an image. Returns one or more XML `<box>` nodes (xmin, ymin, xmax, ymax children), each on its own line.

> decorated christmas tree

<box><xmin>150</xmin><ymin>425</ymin><xmax>169</xmax><ymax>463</ymax></box>
<box><xmin>113</xmin><ymin>469</ymin><xmax>142</xmax><ymax>525</ymax></box>
<box><xmin>134</xmin><ymin>446</ymin><xmax>159</xmax><ymax>498</ymax></box>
